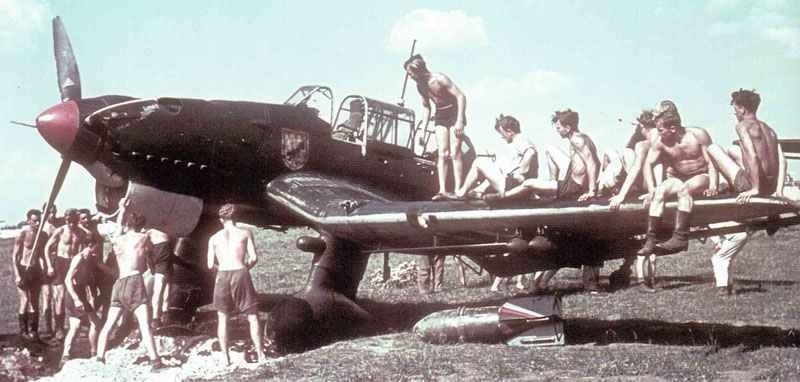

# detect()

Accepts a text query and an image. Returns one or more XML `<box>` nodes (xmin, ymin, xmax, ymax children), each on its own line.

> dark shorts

<box><xmin>53</xmin><ymin>256</ymin><xmax>70</xmax><ymax>285</ymax></box>
<box><xmin>557</xmin><ymin>178</ymin><xmax>586</xmax><ymax>199</ymax></box>
<box><xmin>213</xmin><ymin>269</ymin><xmax>259</xmax><ymax>315</ymax></box>
<box><xmin>667</xmin><ymin>170</ymin><xmax>707</xmax><ymax>183</ymax></box>
<box><xmin>434</xmin><ymin>104</ymin><xmax>457</xmax><ymax>127</ymax></box>
<box><xmin>504</xmin><ymin>176</ymin><xmax>521</xmax><ymax>191</ymax></box>
<box><xmin>65</xmin><ymin>287</ymin><xmax>94</xmax><ymax>318</ymax></box>
<box><xmin>17</xmin><ymin>265</ymin><xmax>43</xmax><ymax>291</ymax></box>
<box><xmin>149</xmin><ymin>241</ymin><xmax>174</xmax><ymax>278</ymax></box>
<box><xmin>110</xmin><ymin>274</ymin><xmax>148</xmax><ymax>313</ymax></box>
<box><xmin>733</xmin><ymin>169</ymin><xmax>777</xmax><ymax>195</ymax></box>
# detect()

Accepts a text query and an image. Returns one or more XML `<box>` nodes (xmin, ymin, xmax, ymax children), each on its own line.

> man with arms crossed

<box><xmin>404</xmin><ymin>54</ymin><xmax>468</xmax><ymax>200</ymax></box>
<box><xmin>638</xmin><ymin>108</ymin><xmax>717</xmax><ymax>291</ymax></box>
<box><xmin>95</xmin><ymin>198</ymin><xmax>164</xmax><ymax>370</ymax></box>
<box><xmin>207</xmin><ymin>204</ymin><xmax>267</xmax><ymax>365</ymax></box>
<box><xmin>44</xmin><ymin>208</ymin><xmax>85</xmax><ymax>340</ymax></box>
<box><xmin>13</xmin><ymin>209</ymin><xmax>47</xmax><ymax>341</ymax></box>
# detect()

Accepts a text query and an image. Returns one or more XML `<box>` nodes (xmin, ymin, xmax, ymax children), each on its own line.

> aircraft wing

<box><xmin>266</xmin><ymin>172</ymin><xmax>798</xmax><ymax>251</ymax></box>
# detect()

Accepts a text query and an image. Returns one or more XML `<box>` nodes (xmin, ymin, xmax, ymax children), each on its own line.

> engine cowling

<box><xmin>97</xmin><ymin>181</ymin><xmax>204</xmax><ymax>237</ymax></box>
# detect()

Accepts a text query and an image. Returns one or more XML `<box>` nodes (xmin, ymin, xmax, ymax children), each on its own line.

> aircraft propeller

<box><xmin>31</xmin><ymin>16</ymin><xmax>82</xmax><ymax>256</ymax></box>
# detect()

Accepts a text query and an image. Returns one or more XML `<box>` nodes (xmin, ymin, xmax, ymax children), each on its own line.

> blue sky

<box><xmin>1</xmin><ymin>0</ymin><xmax>798</xmax><ymax>223</ymax></box>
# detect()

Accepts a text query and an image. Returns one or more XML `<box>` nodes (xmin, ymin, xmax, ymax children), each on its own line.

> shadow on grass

<box><xmin>566</xmin><ymin>318</ymin><xmax>800</xmax><ymax>351</ymax></box>
<box><xmin>356</xmin><ymin>295</ymin><xmax>800</xmax><ymax>351</ymax></box>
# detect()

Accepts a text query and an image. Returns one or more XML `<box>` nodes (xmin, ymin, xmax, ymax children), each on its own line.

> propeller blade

<box><xmin>32</xmin><ymin>158</ymin><xmax>71</xmax><ymax>255</ymax></box>
<box><xmin>53</xmin><ymin>16</ymin><xmax>81</xmax><ymax>101</ymax></box>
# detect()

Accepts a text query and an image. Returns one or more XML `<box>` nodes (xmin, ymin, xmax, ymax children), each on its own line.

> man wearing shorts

<box><xmin>207</xmin><ymin>203</ymin><xmax>267</xmax><ymax>365</ymax></box>
<box><xmin>500</xmin><ymin>109</ymin><xmax>600</xmax><ymax>203</ymax></box>
<box><xmin>44</xmin><ymin>208</ymin><xmax>85</xmax><ymax>340</ymax></box>
<box><xmin>12</xmin><ymin>209</ymin><xmax>47</xmax><ymax>341</ymax></box>
<box><xmin>638</xmin><ymin>107</ymin><xmax>717</xmax><ymax>291</ymax></box>
<box><xmin>40</xmin><ymin>204</ymin><xmax>61</xmax><ymax>336</ymax></box>
<box><xmin>61</xmin><ymin>243</ymin><xmax>103</xmax><ymax>363</ymax></box>
<box><xmin>706</xmin><ymin>89</ymin><xmax>786</xmax><ymax>202</ymax></box>
<box><xmin>146</xmin><ymin>228</ymin><xmax>172</xmax><ymax>328</ymax></box>
<box><xmin>451</xmin><ymin>114</ymin><xmax>538</xmax><ymax>200</ymax></box>
<box><xmin>404</xmin><ymin>54</ymin><xmax>468</xmax><ymax>200</ymax></box>
<box><xmin>95</xmin><ymin>198</ymin><xmax>164</xmax><ymax>370</ymax></box>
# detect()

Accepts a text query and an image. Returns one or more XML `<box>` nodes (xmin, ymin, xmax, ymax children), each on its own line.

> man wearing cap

<box><xmin>638</xmin><ymin>105</ymin><xmax>717</xmax><ymax>291</ymax></box>
<box><xmin>404</xmin><ymin>54</ymin><xmax>468</xmax><ymax>200</ymax></box>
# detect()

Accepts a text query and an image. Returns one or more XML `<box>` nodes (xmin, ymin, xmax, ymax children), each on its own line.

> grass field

<box><xmin>2</xmin><ymin>225</ymin><xmax>799</xmax><ymax>380</ymax></box>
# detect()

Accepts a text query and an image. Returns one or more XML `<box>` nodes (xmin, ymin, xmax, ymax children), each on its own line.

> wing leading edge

<box><xmin>265</xmin><ymin>172</ymin><xmax>798</xmax><ymax>250</ymax></box>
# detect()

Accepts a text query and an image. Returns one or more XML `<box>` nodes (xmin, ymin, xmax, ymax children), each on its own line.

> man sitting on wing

<box><xmin>447</xmin><ymin>115</ymin><xmax>537</xmax><ymax>200</ymax></box>
<box><xmin>706</xmin><ymin>89</ymin><xmax>786</xmax><ymax>202</ymax></box>
<box><xmin>637</xmin><ymin>106</ymin><xmax>717</xmax><ymax>290</ymax></box>
<box><xmin>494</xmin><ymin>109</ymin><xmax>600</xmax><ymax>203</ymax></box>
<box><xmin>492</xmin><ymin>109</ymin><xmax>602</xmax><ymax>294</ymax></box>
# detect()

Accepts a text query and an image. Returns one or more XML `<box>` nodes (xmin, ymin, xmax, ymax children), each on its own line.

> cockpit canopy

<box><xmin>332</xmin><ymin>95</ymin><xmax>424</xmax><ymax>156</ymax></box>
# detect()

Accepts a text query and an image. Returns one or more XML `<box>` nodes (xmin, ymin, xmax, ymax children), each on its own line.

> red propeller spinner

<box><xmin>35</xmin><ymin>100</ymin><xmax>79</xmax><ymax>154</ymax></box>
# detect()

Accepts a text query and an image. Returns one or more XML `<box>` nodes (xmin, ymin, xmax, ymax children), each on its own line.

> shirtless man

<box><xmin>12</xmin><ymin>209</ymin><xmax>47</xmax><ymax>341</ymax></box>
<box><xmin>451</xmin><ymin>114</ymin><xmax>538</xmax><ymax>200</ymax></box>
<box><xmin>207</xmin><ymin>204</ymin><xmax>267</xmax><ymax>365</ymax></box>
<box><xmin>404</xmin><ymin>54</ymin><xmax>467</xmax><ymax>200</ymax></box>
<box><xmin>146</xmin><ymin>228</ymin><xmax>172</xmax><ymax>328</ymax></box>
<box><xmin>95</xmin><ymin>198</ymin><xmax>163</xmax><ymax>370</ymax></box>
<box><xmin>61</xmin><ymin>243</ymin><xmax>103</xmax><ymax>364</ymax></box>
<box><xmin>500</xmin><ymin>109</ymin><xmax>600</xmax><ymax>202</ymax></box>
<box><xmin>638</xmin><ymin>108</ymin><xmax>717</xmax><ymax>290</ymax></box>
<box><xmin>608</xmin><ymin>105</ymin><xmax>670</xmax><ymax>286</ymax></box>
<box><xmin>706</xmin><ymin>89</ymin><xmax>786</xmax><ymax>202</ymax></box>
<box><xmin>44</xmin><ymin>208</ymin><xmax>85</xmax><ymax>340</ymax></box>
<box><xmin>77</xmin><ymin>209</ymin><xmax>116</xmax><ymax>320</ymax></box>
<box><xmin>499</xmin><ymin>109</ymin><xmax>602</xmax><ymax>294</ymax></box>
<box><xmin>40</xmin><ymin>204</ymin><xmax>60</xmax><ymax>336</ymax></box>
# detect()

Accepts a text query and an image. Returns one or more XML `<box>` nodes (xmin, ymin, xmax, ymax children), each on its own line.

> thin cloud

<box><xmin>386</xmin><ymin>9</ymin><xmax>488</xmax><ymax>53</ymax></box>
<box><xmin>464</xmin><ymin>70</ymin><xmax>575</xmax><ymax>153</ymax></box>
<box><xmin>764</xmin><ymin>26</ymin><xmax>800</xmax><ymax>58</ymax></box>
<box><xmin>706</xmin><ymin>0</ymin><xmax>799</xmax><ymax>58</ymax></box>
<box><xmin>0</xmin><ymin>0</ymin><xmax>49</xmax><ymax>46</ymax></box>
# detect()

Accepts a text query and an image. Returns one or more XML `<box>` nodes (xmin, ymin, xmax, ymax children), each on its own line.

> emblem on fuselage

<box><xmin>281</xmin><ymin>128</ymin><xmax>309</xmax><ymax>171</ymax></box>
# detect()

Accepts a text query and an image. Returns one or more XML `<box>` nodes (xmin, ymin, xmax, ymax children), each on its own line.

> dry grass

<box><xmin>2</xmin><ymin>225</ymin><xmax>800</xmax><ymax>380</ymax></box>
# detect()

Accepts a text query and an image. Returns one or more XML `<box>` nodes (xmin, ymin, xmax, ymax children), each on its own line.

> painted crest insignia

<box><xmin>281</xmin><ymin>128</ymin><xmax>309</xmax><ymax>171</ymax></box>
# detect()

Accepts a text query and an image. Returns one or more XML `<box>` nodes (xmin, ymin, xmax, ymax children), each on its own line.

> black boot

<box><xmin>54</xmin><ymin>314</ymin><xmax>65</xmax><ymax>340</ymax></box>
<box><xmin>29</xmin><ymin>312</ymin><xmax>40</xmax><ymax>342</ymax></box>
<box><xmin>656</xmin><ymin>211</ymin><xmax>690</xmax><ymax>254</ymax></box>
<box><xmin>18</xmin><ymin>313</ymin><xmax>29</xmax><ymax>340</ymax></box>
<box><xmin>637</xmin><ymin>216</ymin><xmax>661</xmax><ymax>255</ymax></box>
<box><xmin>43</xmin><ymin>309</ymin><xmax>52</xmax><ymax>335</ymax></box>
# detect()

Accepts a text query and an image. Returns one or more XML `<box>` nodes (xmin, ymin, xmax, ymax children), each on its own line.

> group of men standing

<box><xmin>404</xmin><ymin>53</ymin><xmax>786</xmax><ymax>295</ymax></box>
<box><xmin>12</xmin><ymin>202</ymin><xmax>173</xmax><ymax>369</ymax></box>
<box><xmin>12</xmin><ymin>199</ymin><xmax>269</xmax><ymax>369</ymax></box>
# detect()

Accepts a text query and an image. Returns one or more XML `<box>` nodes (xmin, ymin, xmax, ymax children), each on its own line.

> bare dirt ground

<box><xmin>1</xmin><ymin>225</ymin><xmax>799</xmax><ymax>381</ymax></box>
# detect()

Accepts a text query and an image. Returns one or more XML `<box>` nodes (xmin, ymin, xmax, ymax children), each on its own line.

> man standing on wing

<box><xmin>404</xmin><ymin>54</ymin><xmax>468</xmax><ymax>200</ymax></box>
